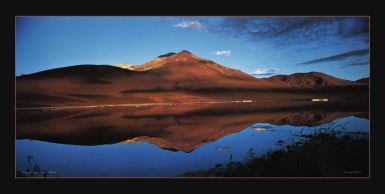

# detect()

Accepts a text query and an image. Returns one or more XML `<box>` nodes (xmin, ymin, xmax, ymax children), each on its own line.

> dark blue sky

<box><xmin>16</xmin><ymin>16</ymin><xmax>369</xmax><ymax>80</ymax></box>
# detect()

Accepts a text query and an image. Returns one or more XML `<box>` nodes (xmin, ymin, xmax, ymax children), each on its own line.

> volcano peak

<box><xmin>180</xmin><ymin>50</ymin><xmax>192</xmax><ymax>54</ymax></box>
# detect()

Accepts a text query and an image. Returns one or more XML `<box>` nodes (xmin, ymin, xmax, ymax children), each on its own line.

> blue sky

<box><xmin>16</xmin><ymin>16</ymin><xmax>369</xmax><ymax>80</ymax></box>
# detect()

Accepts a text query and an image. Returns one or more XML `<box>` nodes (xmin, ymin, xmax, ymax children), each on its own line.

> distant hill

<box><xmin>356</xmin><ymin>77</ymin><xmax>369</xmax><ymax>84</ymax></box>
<box><xmin>265</xmin><ymin>72</ymin><xmax>364</xmax><ymax>88</ymax></box>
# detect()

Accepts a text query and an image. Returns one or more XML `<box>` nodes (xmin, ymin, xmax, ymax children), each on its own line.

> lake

<box><xmin>16</xmin><ymin>102</ymin><xmax>369</xmax><ymax>177</ymax></box>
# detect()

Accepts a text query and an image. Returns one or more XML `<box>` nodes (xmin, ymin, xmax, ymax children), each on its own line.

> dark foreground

<box><xmin>185</xmin><ymin>131</ymin><xmax>368</xmax><ymax>177</ymax></box>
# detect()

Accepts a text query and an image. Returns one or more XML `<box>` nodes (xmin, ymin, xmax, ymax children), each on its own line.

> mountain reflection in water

<box><xmin>17</xmin><ymin>101</ymin><xmax>368</xmax><ymax>153</ymax></box>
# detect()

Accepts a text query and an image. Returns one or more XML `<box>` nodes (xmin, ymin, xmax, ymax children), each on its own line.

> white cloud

<box><xmin>212</xmin><ymin>50</ymin><xmax>231</xmax><ymax>57</ymax></box>
<box><xmin>173</xmin><ymin>21</ymin><xmax>206</xmax><ymax>30</ymax></box>
<box><xmin>251</xmin><ymin>68</ymin><xmax>280</xmax><ymax>77</ymax></box>
<box><xmin>252</xmin><ymin>69</ymin><xmax>271</xmax><ymax>75</ymax></box>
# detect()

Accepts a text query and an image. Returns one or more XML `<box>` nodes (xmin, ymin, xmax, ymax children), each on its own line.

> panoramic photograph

<box><xmin>15</xmin><ymin>16</ymin><xmax>369</xmax><ymax>178</ymax></box>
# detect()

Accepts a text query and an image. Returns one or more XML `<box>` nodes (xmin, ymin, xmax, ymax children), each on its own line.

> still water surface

<box><xmin>16</xmin><ymin>103</ymin><xmax>368</xmax><ymax>177</ymax></box>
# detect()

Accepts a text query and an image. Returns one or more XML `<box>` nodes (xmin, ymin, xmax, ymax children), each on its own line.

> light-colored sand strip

<box><xmin>311</xmin><ymin>98</ymin><xmax>329</xmax><ymax>102</ymax></box>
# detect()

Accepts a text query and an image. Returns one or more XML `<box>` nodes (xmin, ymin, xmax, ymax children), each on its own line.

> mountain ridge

<box><xmin>265</xmin><ymin>71</ymin><xmax>364</xmax><ymax>88</ymax></box>
<box><xmin>356</xmin><ymin>77</ymin><xmax>369</xmax><ymax>84</ymax></box>
<box><xmin>16</xmin><ymin>50</ymin><xmax>368</xmax><ymax>107</ymax></box>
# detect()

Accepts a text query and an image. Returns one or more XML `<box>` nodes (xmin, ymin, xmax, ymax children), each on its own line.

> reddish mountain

<box><xmin>115</xmin><ymin>50</ymin><xmax>279</xmax><ymax>89</ymax></box>
<box><xmin>265</xmin><ymin>72</ymin><xmax>363</xmax><ymax>88</ymax></box>
<box><xmin>16</xmin><ymin>51</ymin><xmax>367</xmax><ymax>107</ymax></box>
<box><xmin>17</xmin><ymin>50</ymin><xmax>279</xmax><ymax>107</ymax></box>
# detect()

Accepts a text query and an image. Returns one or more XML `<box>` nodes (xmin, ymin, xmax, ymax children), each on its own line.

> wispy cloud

<box><xmin>205</xmin><ymin>17</ymin><xmax>368</xmax><ymax>48</ymax></box>
<box><xmin>341</xmin><ymin>61</ymin><xmax>369</xmax><ymax>68</ymax></box>
<box><xmin>212</xmin><ymin>50</ymin><xmax>231</xmax><ymax>56</ymax></box>
<box><xmin>173</xmin><ymin>21</ymin><xmax>206</xmax><ymax>30</ymax></box>
<box><xmin>251</xmin><ymin>68</ymin><xmax>280</xmax><ymax>77</ymax></box>
<box><xmin>298</xmin><ymin>49</ymin><xmax>368</xmax><ymax>65</ymax></box>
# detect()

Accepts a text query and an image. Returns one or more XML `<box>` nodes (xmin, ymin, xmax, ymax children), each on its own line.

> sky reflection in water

<box><xmin>16</xmin><ymin>116</ymin><xmax>368</xmax><ymax>177</ymax></box>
